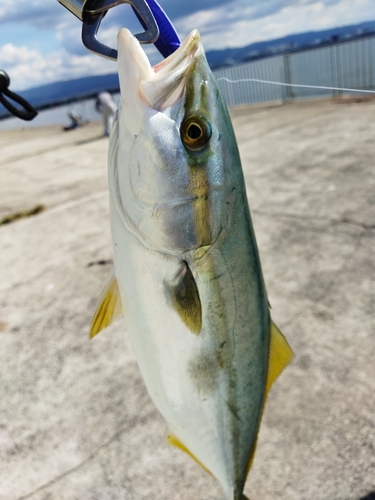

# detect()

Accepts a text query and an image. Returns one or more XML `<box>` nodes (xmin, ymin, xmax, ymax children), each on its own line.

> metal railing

<box><xmin>214</xmin><ymin>35</ymin><xmax>375</xmax><ymax>107</ymax></box>
<box><xmin>2</xmin><ymin>34</ymin><xmax>375</xmax><ymax>130</ymax></box>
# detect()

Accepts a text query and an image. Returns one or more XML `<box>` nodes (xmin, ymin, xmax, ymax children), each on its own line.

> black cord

<box><xmin>0</xmin><ymin>70</ymin><xmax>38</xmax><ymax>121</ymax></box>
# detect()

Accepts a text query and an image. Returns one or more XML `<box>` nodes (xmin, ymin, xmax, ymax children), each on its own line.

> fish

<box><xmin>90</xmin><ymin>27</ymin><xmax>294</xmax><ymax>500</ymax></box>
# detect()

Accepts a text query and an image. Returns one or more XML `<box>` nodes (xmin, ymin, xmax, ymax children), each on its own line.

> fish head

<box><xmin>111</xmin><ymin>29</ymin><xmax>241</xmax><ymax>255</ymax></box>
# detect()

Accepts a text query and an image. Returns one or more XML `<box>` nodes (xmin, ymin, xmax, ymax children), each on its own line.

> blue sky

<box><xmin>1</xmin><ymin>0</ymin><xmax>375</xmax><ymax>90</ymax></box>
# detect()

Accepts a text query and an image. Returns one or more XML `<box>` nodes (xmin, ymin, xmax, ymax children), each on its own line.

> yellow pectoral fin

<box><xmin>167</xmin><ymin>433</ymin><xmax>212</xmax><ymax>476</ymax></box>
<box><xmin>165</xmin><ymin>261</ymin><xmax>202</xmax><ymax>335</ymax></box>
<box><xmin>266</xmin><ymin>320</ymin><xmax>294</xmax><ymax>395</ymax></box>
<box><xmin>90</xmin><ymin>267</ymin><xmax>122</xmax><ymax>338</ymax></box>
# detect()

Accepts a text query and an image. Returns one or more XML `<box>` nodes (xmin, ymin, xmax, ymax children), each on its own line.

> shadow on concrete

<box><xmin>359</xmin><ymin>492</ymin><xmax>375</xmax><ymax>500</ymax></box>
<box><xmin>87</xmin><ymin>258</ymin><xmax>113</xmax><ymax>267</ymax></box>
<box><xmin>74</xmin><ymin>135</ymin><xmax>104</xmax><ymax>146</ymax></box>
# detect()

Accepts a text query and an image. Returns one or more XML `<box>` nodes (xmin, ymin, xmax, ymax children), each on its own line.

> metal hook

<box><xmin>58</xmin><ymin>0</ymin><xmax>159</xmax><ymax>60</ymax></box>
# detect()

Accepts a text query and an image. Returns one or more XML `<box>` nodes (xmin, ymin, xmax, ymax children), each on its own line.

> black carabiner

<box><xmin>0</xmin><ymin>71</ymin><xmax>38</xmax><ymax>121</ymax></box>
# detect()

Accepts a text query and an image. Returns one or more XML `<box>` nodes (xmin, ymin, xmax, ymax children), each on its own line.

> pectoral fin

<box><xmin>165</xmin><ymin>261</ymin><xmax>202</xmax><ymax>334</ymax></box>
<box><xmin>167</xmin><ymin>433</ymin><xmax>211</xmax><ymax>475</ymax></box>
<box><xmin>90</xmin><ymin>267</ymin><xmax>122</xmax><ymax>338</ymax></box>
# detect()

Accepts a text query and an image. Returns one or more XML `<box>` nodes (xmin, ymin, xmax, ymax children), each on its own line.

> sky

<box><xmin>1</xmin><ymin>0</ymin><xmax>375</xmax><ymax>90</ymax></box>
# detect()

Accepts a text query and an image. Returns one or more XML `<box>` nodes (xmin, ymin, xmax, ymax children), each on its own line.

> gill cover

<box><xmin>111</xmin><ymin>29</ymin><xmax>229</xmax><ymax>255</ymax></box>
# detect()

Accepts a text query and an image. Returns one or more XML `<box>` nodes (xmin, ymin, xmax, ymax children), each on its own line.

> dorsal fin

<box><xmin>246</xmin><ymin>320</ymin><xmax>293</xmax><ymax>478</ymax></box>
<box><xmin>167</xmin><ymin>433</ymin><xmax>212</xmax><ymax>475</ymax></box>
<box><xmin>266</xmin><ymin>320</ymin><xmax>294</xmax><ymax>394</ymax></box>
<box><xmin>90</xmin><ymin>267</ymin><xmax>122</xmax><ymax>338</ymax></box>
<box><xmin>164</xmin><ymin>261</ymin><xmax>202</xmax><ymax>334</ymax></box>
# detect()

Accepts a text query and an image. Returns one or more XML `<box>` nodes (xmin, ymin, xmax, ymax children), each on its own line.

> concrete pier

<box><xmin>0</xmin><ymin>99</ymin><xmax>374</xmax><ymax>499</ymax></box>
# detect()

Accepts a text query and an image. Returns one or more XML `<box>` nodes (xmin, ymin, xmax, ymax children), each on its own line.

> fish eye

<box><xmin>181</xmin><ymin>116</ymin><xmax>211</xmax><ymax>151</ymax></box>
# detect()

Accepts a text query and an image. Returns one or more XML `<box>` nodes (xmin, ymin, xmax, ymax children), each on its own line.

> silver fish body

<box><xmin>92</xmin><ymin>28</ymin><xmax>293</xmax><ymax>500</ymax></box>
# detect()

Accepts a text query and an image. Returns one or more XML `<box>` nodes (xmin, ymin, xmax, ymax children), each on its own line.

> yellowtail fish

<box><xmin>91</xmin><ymin>28</ymin><xmax>293</xmax><ymax>500</ymax></box>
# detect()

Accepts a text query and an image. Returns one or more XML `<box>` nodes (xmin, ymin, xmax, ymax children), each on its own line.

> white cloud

<box><xmin>0</xmin><ymin>43</ymin><xmax>38</xmax><ymax>66</ymax></box>
<box><xmin>175</xmin><ymin>0</ymin><xmax>375</xmax><ymax>49</ymax></box>
<box><xmin>0</xmin><ymin>43</ymin><xmax>115</xmax><ymax>90</ymax></box>
<box><xmin>0</xmin><ymin>0</ymin><xmax>67</xmax><ymax>29</ymax></box>
<box><xmin>1</xmin><ymin>0</ymin><xmax>375</xmax><ymax>90</ymax></box>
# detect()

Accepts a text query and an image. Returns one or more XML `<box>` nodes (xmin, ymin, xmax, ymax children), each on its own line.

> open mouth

<box><xmin>152</xmin><ymin>29</ymin><xmax>201</xmax><ymax>74</ymax></box>
<box><xmin>117</xmin><ymin>28</ymin><xmax>202</xmax><ymax>109</ymax></box>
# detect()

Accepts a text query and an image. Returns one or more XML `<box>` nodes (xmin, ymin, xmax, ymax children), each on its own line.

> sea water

<box><xmin>0</xmin><ymin>94</ymin><xmax>121</xmax><ymax>131</ymax></box>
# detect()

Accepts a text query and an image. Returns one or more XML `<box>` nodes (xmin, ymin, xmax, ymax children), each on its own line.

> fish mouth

<box><xmin>117</xmin><ymin>28</ymin><xmax>202</xmax><ymax>109</ymax></box>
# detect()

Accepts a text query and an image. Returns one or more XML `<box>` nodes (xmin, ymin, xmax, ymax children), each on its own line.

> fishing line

<box><xmin>216</xmin><ymin>77</ymin><xmax>375</xmax><ymax>94</ymax></box>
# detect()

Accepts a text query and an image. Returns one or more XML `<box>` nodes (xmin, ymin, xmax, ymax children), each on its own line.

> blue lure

<box><xmin>132</xmin><ymin>0</ymin><xmax>181</xmax><ymax>57</ymax></box>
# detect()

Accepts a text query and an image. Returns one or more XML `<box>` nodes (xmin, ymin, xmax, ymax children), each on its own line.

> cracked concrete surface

<box><xmin>0</xmin><ymin>100</ymin><xmax>374</xmax><ymax>500</ymax></box>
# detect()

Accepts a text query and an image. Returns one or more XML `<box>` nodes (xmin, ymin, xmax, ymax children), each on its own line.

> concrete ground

<box><xmin>0</xmin><ymin>99</ymin><xmax>374</xmax><ymax>500</ymax></box>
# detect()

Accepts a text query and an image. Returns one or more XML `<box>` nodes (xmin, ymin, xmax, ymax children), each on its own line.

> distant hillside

<box><xmin>1</xmin><ymin>19</ymin><xmax>375</xmax><ymax>119</ymax></box>
<box><xmin>207</xmin><ymin>20</ymin><xmax>375</xmax><ymax>68</ymax></box>
<box><xmin>0</xmin><ymin>73</ymin><xmax>120</xmax><ymax>117</ymax></box>
<box><xmin>20</xmin><ymin>73</ymin><xmax>120</xmax><ymax>107</ymax></box>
